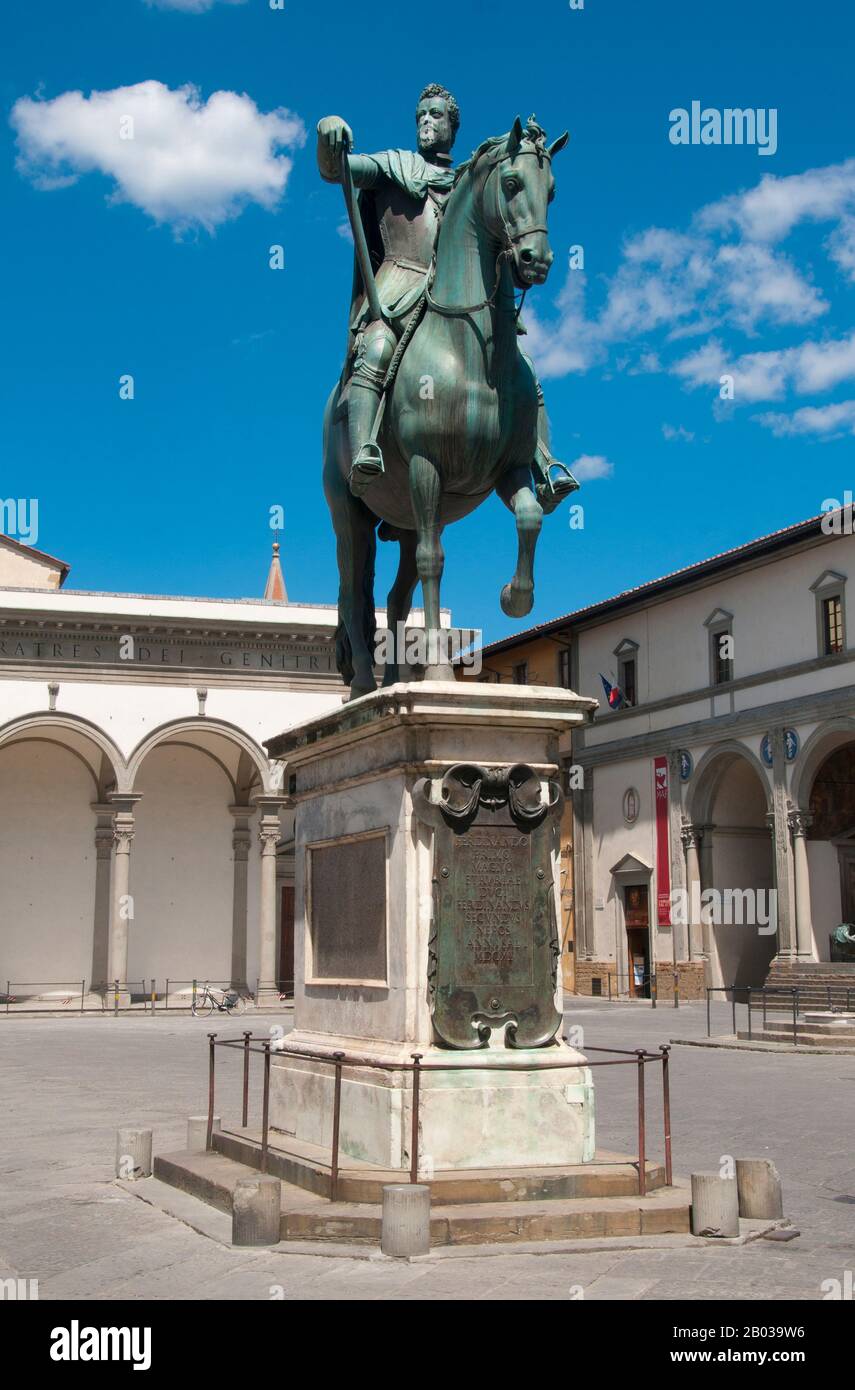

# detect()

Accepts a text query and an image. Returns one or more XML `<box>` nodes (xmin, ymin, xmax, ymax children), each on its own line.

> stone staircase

<box><xmin>759</xmin><ymin>960</ymin><xmax>855</xmax><ymax>1011</ymax></box>
<box><xmin>154</xmin><ymin>1125</ymin><xmax>691</xmax><ymax>1246</ymax></box>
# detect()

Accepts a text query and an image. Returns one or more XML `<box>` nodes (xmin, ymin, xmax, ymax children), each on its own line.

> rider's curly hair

<box><xmin>417</xmin><ymin>84</ymin><xmax>461</xmax><ymax>137</ymax></box>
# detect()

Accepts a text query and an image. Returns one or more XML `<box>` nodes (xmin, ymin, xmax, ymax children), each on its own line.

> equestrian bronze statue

<box><xmin>319</xmin><ymin>85</ymin><xmax>575</xmax><ymax>698</ymax></box>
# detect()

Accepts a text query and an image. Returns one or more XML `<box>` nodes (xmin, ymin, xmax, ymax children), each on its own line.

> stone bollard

<box><xmin>691</xmin><ymin>1172</ymin><xmax>740</xmax><ymax>1238</ymax></box>
<box><xmin>115</xmin><ymin>1127</ymin><xmax>153</xmax><ymax>1181</ymax></box>
<box><xmin>232</xmin><ymin>1176</ymin><xmax>281</xmax><ymax>1246</ymax></box>
<box><xmin>187</xmin><ymin>1115</ymin><xmax>220</xmax><ymax>1153</ymax></box>
<box><xmin>381</xmin><ymin>1184</ymin><xmax>431</xmax><ymax>1257</ymax></box>
<box><xmin>736</xmin><ymin>1158</ymin><xmax>784</xmax><ymax>1219</ymax></box>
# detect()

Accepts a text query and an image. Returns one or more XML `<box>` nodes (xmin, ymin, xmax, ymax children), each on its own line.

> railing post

<box><xmin>731</xmin><ymin>989</ymin><xmax>736</xmax><ymax>1037</ymax></box>
<box><xmin>114</xmin><ymin>978</ymin><xmax>119</xmax><ymax>1017</ymax></box>
<box><xmin>206</xmin><ymin>1033</ymin><xmax>217</xmax><ymax>1150</ymax></box>
<box><xmin>607</xmin><ymin>973</ymin><xmax>612</xmax><ymax>1002</ymax></box>
<box><xmin>165</xmin><ymin>978</ymin><xmax>169</xmax><ymax>1011</ymax></box>
<box><xmin>660</xmin><ymin>1045</ymin><xmax>672</xmax><ymax>1187</ymax></box>
<box><xmin>410</xmin><ymin>1053</ymin><xmax>423</xmax><ymax>1185</ymax></box>
<box><xmin>747</xmin><ymin>987</ymin><xmax>752</xmax><ymax>1041</ymax></box>
<box><xmin>330</xmin><ymin>1051</ymin><xmax>345</xmax><ymax>1201</ymax></box>
<box><xmin>192</xmin><ymin>978</ymin><xmax>197</xmax><ymax>1014</ymax></box>
<box><xmin>673</xmin><ymin>969</ymin><xmax>679</xmax><ymax>1010</ymax></box>
<box><xmin>636</xmin><ymin>1049</ymin><xmax>647</xmax><ymax>1197</ymax></box>
<box><xmin>792</xmin><ymin>989</ymin><xmax>798</xmax><ymax>1046</ymax></box>
<box><xmin>762</xmin><ymin>986</ymin><xmax>767</xmax><ymax>1030</ymax></box>
<box><xmin>261</xmin><ymin>1043</ymin><xmax>271</xmax><ymax>1173</ymax></box>
<box><xmin>706</xmin><ymin>987</ymin><xmax>711</xmax><ymax>1037</ymax></box>
<box><xmin>6</xmin><ymin>981</ymin><xmax>9</xmax><ymax>1015</ymax></box>
<box><xmin>242</xmin><ymin>1031</ymin><xmax>252</xmax><ymax>1128</ymax></box>
<box><xmin>81</xmin><ymin>979</ymin><xmax>86</xmax><ymax>1015</ymax></box>
<box><xmin>651</xmin><ymin>972</ymin><xmax>657</xmax><ymax>1009</ymax></box>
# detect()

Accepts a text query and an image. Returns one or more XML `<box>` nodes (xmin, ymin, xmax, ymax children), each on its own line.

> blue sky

<box><xmin>3</xmin><ymin>0</ymin><xmax>855</xmax><ymax>643</ymax></box>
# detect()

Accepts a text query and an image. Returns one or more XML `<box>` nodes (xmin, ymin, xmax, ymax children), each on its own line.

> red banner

<box><xmin>654</xmin><ymin>755</ymin><xmax>671</xmax><ymax>926</ymax></box>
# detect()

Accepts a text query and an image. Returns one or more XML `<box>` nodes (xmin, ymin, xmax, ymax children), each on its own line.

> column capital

<box><xmin>788</xmin><ymin>808</ymin><xmax>813</xmax><ymax>839</ymax></box>
<box><xmin>680</xmin><ymin>822</ymin><xmax>703</xmax><ymax>851</ymax></box>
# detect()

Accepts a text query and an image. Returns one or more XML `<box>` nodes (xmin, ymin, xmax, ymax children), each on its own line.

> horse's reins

<box><xmin>425</xmin><ymin>148</ymin><xmax>551</xmax><ymax>319</ymax></box>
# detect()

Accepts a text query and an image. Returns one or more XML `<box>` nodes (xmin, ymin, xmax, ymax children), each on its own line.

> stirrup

<box><xmin>348</xmin><ymin>441</ymin><xmax>385</xmax><ymax>495</ymax></box>
<box><xmin>535</xmin><ymin>454</ymin><xmax>578</xmax><ymax>500</ymax></box>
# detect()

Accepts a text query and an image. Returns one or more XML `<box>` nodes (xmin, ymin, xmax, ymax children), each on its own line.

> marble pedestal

<box><xmin>264</xmin><ymin>680</ymin><xmax>597</xmax><ymax>1173</ymax></box>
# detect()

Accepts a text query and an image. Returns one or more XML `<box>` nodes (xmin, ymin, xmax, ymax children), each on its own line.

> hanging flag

<box><xmin>599</xmin><ymin>673</ymin><xmax>624</xmax><ymax>710</ymax></box>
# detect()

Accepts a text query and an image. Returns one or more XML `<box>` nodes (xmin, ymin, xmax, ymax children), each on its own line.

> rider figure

<box><xmin>317</xmin><ymin>85</ymin><xmax>577</xmax><ymax>511</ymax></box>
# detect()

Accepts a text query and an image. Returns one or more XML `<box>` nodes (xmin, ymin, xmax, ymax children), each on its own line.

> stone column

<box><xmin>229</xmin><ymin>806</ymin><xmax>252</xmax><ymax>991</ymax></box>
<box><xmin>107</xmin><ymin>794</ymin><xmax>142</xmax><ymax>998</ymax></box>
<box><xmin>697</xmin><ymin>822</ymin><xmax>715</xmax><ymax>959</ymax></box>
<box><xmin>768</xmin><ymin>727</ymin><xmax>796</xmax><ymax>959</ymax></box>
<box><xmin>255</xmin><ymin>796</ymin><xmax>286</xmax><ymax>1003</ymax></box>
<box><xmin>681</xmin><ymin>823</ymin><xmax>705</xmax><ymax>960</ymax></box>
<box><xmin>788</xmin><ymin>809</ymin><xmax>814</xmax><ymax>959</ymax></box>
<box><xmin>90</xmin><ymin>804</ymin><xmax>115</xmax><ymax>990</ymax></box>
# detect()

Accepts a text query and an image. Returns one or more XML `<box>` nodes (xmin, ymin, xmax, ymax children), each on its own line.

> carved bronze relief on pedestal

<box><xmin>413</xmin><ymin>763</ymin><xmax>564</xmax><ymax>1049</ymax></box>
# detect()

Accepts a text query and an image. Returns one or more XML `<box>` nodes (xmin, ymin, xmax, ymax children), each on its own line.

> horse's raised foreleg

<box><xmin>381</xmin><ymin>528</ymin><xmax>419</xmax><ymax>686</ymax></box>
<box><xmin>497</xmin><ymin>464</ymin><xmax>543</xmax><ymax>618</ymax></box>
<box><xmin>409</xmin><ymin>454</ymin><xmax>452</xmax><ymax>678</ymax></box>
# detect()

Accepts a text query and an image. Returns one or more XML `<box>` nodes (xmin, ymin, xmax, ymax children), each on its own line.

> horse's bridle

<box><xmin>425</xmin><ymin>148</ymin><xmax>552</xmax><ymax>317</ymax></box>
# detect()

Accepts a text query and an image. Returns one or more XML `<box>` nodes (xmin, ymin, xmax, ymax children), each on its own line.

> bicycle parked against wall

<box><xmin>191</xmin><ymin>983</ymin><xmax>252</xmax><ymax>1017</ymax></box>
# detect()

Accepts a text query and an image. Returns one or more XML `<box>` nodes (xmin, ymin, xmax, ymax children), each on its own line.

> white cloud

<box><xmin>700</xmin><ymin>160</ymin><xmax>855</xmax><ymax>243</ymax></box>
<box><xmin>673</xmin><ymin>331</ymin><xmax>855</xmax><ymax>404</ymax></box>
<box><xmin>754</xmin><ymin>400</ymin><xmax>855</xmax><ymax>439</ymax></box>
<box><xmin>523</xmin><ymin>272</ymin><xmax>602</xmax><ymax>378</ymax></box>
<box><xmin>144</xmin><ymin>0</ymin><xmax>247</xmax><ymax>11</ymax></box>
<box><xmin>11</xmin><ymin>81</ymin><xmax>306</xmax><ymax>232</ymax></box>
<box><xmin>571</xmin><ymin>454</ymin><xmax>614</xmax><ymax>481</ymax></box>
<box><xmin>713</xmin><ymin>242</ymin><xmax>825</xmax><ymax>328</ymax></box>
<box><xmin>662</xmin><ymin>423</ymin><xmax>695</xmax><ymax>442</ymax></box>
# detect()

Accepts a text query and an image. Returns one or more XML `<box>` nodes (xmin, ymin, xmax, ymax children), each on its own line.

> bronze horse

<box><xmin>323</xmin><ymin>117</ymin><xmax>570</xmax><ymax>699</ymax></box>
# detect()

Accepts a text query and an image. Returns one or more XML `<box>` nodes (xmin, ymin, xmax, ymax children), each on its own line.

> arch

<box><xmin>686</xmin><ymin>739</ymin><xmax>772</xmax><ymax>827</ymax></box>
<box><xmin>791</xmin><ymin>717</ymin><xmax>855</xmax><ymax>811</ymax></box>
<box><xmin>125</xmin><ymin>717</ymin><xmax>271</xmax><ymax>799</ymax></box>
<box><xmin>0</xmin><ymin>711</ymin><xmax>124</xmax><ymax>798</ymax></box>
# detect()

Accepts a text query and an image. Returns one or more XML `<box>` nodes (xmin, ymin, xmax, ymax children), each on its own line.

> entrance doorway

<box><xmin>624</xmin><ymin>883</ymin><xmax>650</xmax><ymax>998</ymax></box>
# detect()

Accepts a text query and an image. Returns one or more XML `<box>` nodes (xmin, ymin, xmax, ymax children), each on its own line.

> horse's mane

<box><xmin>453</xmin><ymin>116</ymin><xmax>550</xmax><ymax>186</ymax></box>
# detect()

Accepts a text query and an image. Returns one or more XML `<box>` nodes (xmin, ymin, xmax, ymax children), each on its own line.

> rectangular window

<box><xmin>823</xmin><ymin>595</ymin><xmax>844</xmax><ymax>655</ymax></box>
<box><xmin>557</xmin><ymin>646</ymin><xmax>572</xmax><ymax>688</ymax></box>
<box><xmin>619</xmin><ymin>657</ymin><xmax>637</xmax><ymax>706</ymax></box>
<box><xmin>712</xmin><ymin>629</ymin><xmax>733</xmax><ymax>685</ymax></box>
<box><xmin>512</xmin><ymin>661</ymin><xmax>528</xmax><ymax>685</ymax></box>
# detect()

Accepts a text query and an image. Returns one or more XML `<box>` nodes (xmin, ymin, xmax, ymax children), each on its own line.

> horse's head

<box><xmin>479</xmin><ymin>116</ymin><xmax>568</xmax><ymax>289</ymax></box>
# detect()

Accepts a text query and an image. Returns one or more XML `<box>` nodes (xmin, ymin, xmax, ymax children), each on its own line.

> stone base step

<box><xmin>738</xmin><ymin>1026</ymin><xmax>855</xmax><ymax>1047</ymax></box>
<box><xmin>153</xmin><ymin>1149</ymin><xmax>690</xmax><ymax>1246</ymax></box>
<box><xmin>211</xmin><ymin>1126</ymin><xmax>666</xmax><ymax>1204</ymax></box>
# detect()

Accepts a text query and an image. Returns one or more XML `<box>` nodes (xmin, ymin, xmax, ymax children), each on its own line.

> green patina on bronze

<box><xmin>414</xmin><ymin>764</ymin><xmax>564</xmax><ymax>1049</ymax></box>
<box><xmin>318</xmin><ymin>86</ymin><xmax>577</xmax><ymax>698</ymax></box>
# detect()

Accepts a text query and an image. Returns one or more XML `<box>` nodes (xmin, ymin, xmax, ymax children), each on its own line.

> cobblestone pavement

<box><xmin>1</xmin><ymin>999</ymin><xmax>853</xmax><ymax>1300</ymax></box>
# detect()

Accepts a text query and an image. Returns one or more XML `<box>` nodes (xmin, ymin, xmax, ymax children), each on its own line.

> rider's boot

<box><xmin>347</xmin><ymin>379</ymin><xmax>385</xmax><ymax>498</ymax></box>
<box><xmin>532</xmin><ymin>438</ymin><xmax>579</xmax><ymax>514</ymax></box>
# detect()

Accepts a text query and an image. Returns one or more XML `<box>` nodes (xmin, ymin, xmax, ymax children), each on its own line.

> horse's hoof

<box><xmin>348</xmin><ymin>680</ymin><xmax>376</xmax><ymax>701</ymax></box>
<box><xmin>501</xmin><ymin>582</ymin><xmax>534</xmax><ymax>618</ymax></box>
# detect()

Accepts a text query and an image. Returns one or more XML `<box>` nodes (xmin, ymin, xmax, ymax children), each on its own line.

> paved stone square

<box><xmin>1</xmin><ymin>998</ymin><xmax>853</xmax><ymax>1300</ymax></box>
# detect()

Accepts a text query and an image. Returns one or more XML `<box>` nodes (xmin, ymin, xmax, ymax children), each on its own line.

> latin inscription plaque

<box><xmin>414</xmin><ymin>764</ymin><xmax>564</xmax><ymax>1049</ymax></box>
<box><xmin>308</xmin><ymin>834</ymin><xmax>387</xmax><ymax>983</ymax></box>
<box><xmin>454</xmin><ymin>825</ymin><xmax>533</xmax><ymax>985</ymax></box>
